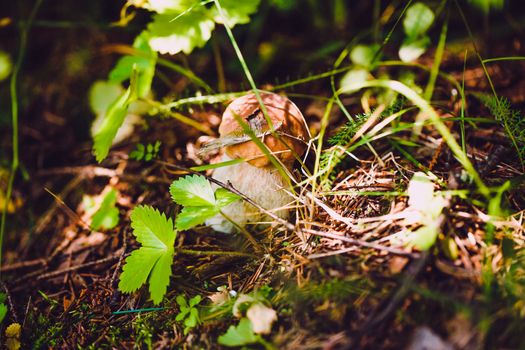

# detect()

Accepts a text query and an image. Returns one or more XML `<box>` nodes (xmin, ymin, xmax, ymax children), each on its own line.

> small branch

<box><xmin>304</xmin><ymin>229</ymin><xmax>419</xmax><ymax>258</ymax></box>
<box><xmin>176</xmin><ymin>248</ymin><xmax>256</xmax><ymax>259</ymax></box>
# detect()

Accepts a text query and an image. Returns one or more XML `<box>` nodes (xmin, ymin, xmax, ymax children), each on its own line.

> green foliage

<box><xmin>218</xmin><ymin>318</ymin><xmax>260</xmax><ymax>347</ymax></box>
<box><xmin>109</xmin><ymin>32</ymin><xmax>157</xmax><ymax>98</ymax></box>
<box><xmin>147</xmin><ymin>9</ymin><xmax>215</xmax><ymax>55</ymax></box>
<box><xmin>118</xmin><ymin>205</ymin><xmax>176</xmax><ymax>305</ymax></box>
<box><xmin>467</xmin><ymin>0</ymin><xmax>504</xmax><ymax>13</ymax></box>
<box><xmin>400</xmin><ymin>2</ymin><xmax>435</xmax><ymax>62</ymax></box>
<box><xmin>403</xmin><ymin>2</ymin><xmax>435</xmax><ymax>37</ymax></box>
<box><xmin>0</xmin><ymin>50</ymin><xmax>12</xmax><ymax>82</ymax></box>
<box><xmin>87</xmin><ymin>189</ymin><xmax>120</xmax><ymax>230</ymax></box>
<box><xmin>0</xmin><ymin>303</ymin><xmax>7</xmax><ymax>323</ymax></box>
<box><xmin>143</xmin><ymin>0</ymin><xmax>260</xmax><ymax>55</ymax></box>
<box><xmin>350</xmin><ymin>44</ymin><xmax>381</xmax><ymax>69</ymax></box>
<box><xmin>170</xmin><ymin>175</ymin><xmax>241</xmax><ymax>230</ymax></box>
<box><xmin>88</xmin><ymin>81</ymin><xmax>123</xmax><ymax>115</ymax></box>
<box><xmin>406</xmin><ymin>172</ymin><xmax>447</xmax><ymax>250</ymax></box>
<box><xmin>92</xmin><ymin>69</ymin><xmax>138</xmax><ymax>162</ymax></box>
<box><xmin>130</xmin><ymin>141</ymin><xmax>162</xmax><ymax>161</ymax></box>
<box><xmin>211</xmin><ymin>0</ymin><xmax>261</xmax><ymax>26</ymax></box>
<box><xmin>175</xmin><ymin>294</ymin><xmax>202</xmax><ymax>334</ymax></box>
<box><xmin>476</xmin><ymin>94</ymin><xmax>525</xmax><ymax>167</ymax></box>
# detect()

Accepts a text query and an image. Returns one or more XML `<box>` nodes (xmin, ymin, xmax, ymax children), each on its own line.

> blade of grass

<box><xmin>424</xmin><ymin>11</ymin><xmax>448</xmax><ymax>101</ymax></box>
<box><xmin>339</xmin><ymin>79</ymin><xmax>490</xmax><ymax>197</ymax></box>
<box><xmin>1</xmin><ymin>0</ymin><xmax>44</xmax><ymax>275</ymax></box>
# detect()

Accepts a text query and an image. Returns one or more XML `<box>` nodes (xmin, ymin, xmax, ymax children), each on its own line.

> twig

<box><xmin>1</xmin><ymin>280</ymin><xmax>18</xmax><ymax>323</ymax></box>
<box><xmin>0</xmin><ymin>258</ymin><xmax>46</xmax><ymax>272</ymax></box>
<box><xmin>303</xmin><ymin>229</ymin><xmax>418</xmax><ymax>258</ymax></box>
<box><xmin>176</xmin><ymin>248</ymin><xmax>257</xmax><ymax>258</ymax></box>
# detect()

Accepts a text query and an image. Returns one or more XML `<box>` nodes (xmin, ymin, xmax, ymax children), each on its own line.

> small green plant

<box><xmin>175</xmin><ymin>294</ymin><xmax>202</xmax><ymax>334</ymax></box>
<box><xmin>118</xmin><ymin>205</ymin><xmax>176</xmax><ymax>305</ymax></box>
<box><xmin>118</xmin><ymin>175</ymin><xmax>242</xmax><ymax>304</ymax></box>
<box><xmin>82</xmin><ymin>188</ymin><xmax>120</xmax><ymax>230</ymax></box>
<box><xmin>0</xmin><ymin>292</ymin><xmax>7</xmax><ymax>324</ymax></box>
<box><xmin>130</xmin><ymin>141</ymin><xmax>162</xmax><ymax>161</ymax></box>
<box><xmin>404</xmin><ymin>172</ymin><xmax>447</xmax><ymax>250</ymax></box>
<box><xmin>169</xmin><ymin>174</ymin><xmax>240</xmax><ymax>230</ymax></box>
<box><xmin>475</xmin><ymin>94</ymin><xmax>525</xmax><ymax>167</ymax></box>
<box><xmin>399</xmin><ymin>2</ymin><xmax>435</xmax><ymax>62</ymax></box>
<box><xmin>92</xmin><ymin>0</ymin><xmax>261</xmax><ymax>162</ymax></box>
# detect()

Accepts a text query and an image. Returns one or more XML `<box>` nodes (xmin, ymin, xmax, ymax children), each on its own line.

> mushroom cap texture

<box><xmin>219</xmin><ymin>91</ymin><xmax>309</xmax><ymax>167</ymax></box>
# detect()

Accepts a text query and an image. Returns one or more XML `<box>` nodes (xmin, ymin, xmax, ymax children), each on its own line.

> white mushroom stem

<box><xmin>205</xmin><ymin>154</ymin><xmax>292</xmax><ymax>234</ymax></box>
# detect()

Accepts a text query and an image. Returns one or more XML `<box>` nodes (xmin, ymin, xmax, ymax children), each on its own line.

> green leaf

<box><xmin>109</xmin><ymin>32</ymin><xmax>157</xmax><ymax>98</ymax></box>
<box><xmin>189</xmin><ymin>295</ymin><xmax>202</xmax><ymax>307</ymax></box>
<box><xmin>118</xmin><ymin>205</ymin><xmax>177</xmax><ymax>305</ymax></box>
<box><xmin>92</xmin><ymin>71</ymin><xmax>137</xmax><ymax>162</ymax></box>
<box><xmin>218</xmin><ymin>318</ymin><xmax>260</xmax><ymax>347</ymax></box>
<box><xmin>91</xmin><ymin>189</ymin><xmax>120</xmax><ymax>230</ymax></box>
<box><xmin>0</xmin><ymin>50</ymin><xmax>13</xmax><ymax>82</ymax></box>
<box><xmin>171</xmin><ymin>175</ymin><xmax>241</xmax><ymax>230</ymax></box>
<box><xmin>349</xmin><ymin>44</ymin><xmax>380</xmax><ymax>69</ymax></box>
<box><xmin>215</xmin><ymin>188</ymin><xmax>241</xmax><ymax>208</ymax></box>
<box><xmin>0</xmin><ymin>303</ymin><xmax>7</xmax><ymax>324</ymax></box>
<box><xmin>212</xmin><ymin>0</ymin><xmax>261</xmax><ymax>27</ymax></box>
<box><xmin>175</xmin><ymin>206</ymin><xmax>219</xmax><ymax>231</ymax></box>
<box><xmin>403</xmin><ymin>2</ymin><xmax>435</xmax><ymax>38</ymax></box>
<box><xmin>170</xmin><ymin>175</ymin><xmax>216</xmax><ymax>207</ymax></box>
<box><xmin>409</xmin><ymin>224</ymin><xmax>439</xmax><ymax>250</ymax></box>
<box><xmin>130</xmin><ymin>205</ymin><xmax>176</xmax><ymax>248</ymax></box>
<box><xmin>339</xmin><ymin>68</ymin><xmax>369</xmax><ymax>93</ymax></box>
<box><xmin>147</xmin><ymin>8</ymin><xmax>215</xmax><ymax>55</ymax></box>
<box><xmin>118</xmin><ymin>247</ymin><xmax>164</xmax><ymax>293</ymax></box>
<box><xmin>399</xmin><ymin>36</ymin><xmax>430</xmax><ymax>62</ymax></box>
<box><xmin>148</xmin><ymin>247</ymin><xmax>175</xmax><ymax>304</ymax></box>
<box><xmin>88</xmin><ymin>80</ymin><xmax>124</xmax><ymax>115</ymax></box>
<box><xmin>144</xmin><ymin>0</ymin><xmax>201</xmax><ymax>13</ymax></box>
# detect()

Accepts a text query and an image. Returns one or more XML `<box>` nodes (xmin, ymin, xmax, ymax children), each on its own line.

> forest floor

<box><xmin>1</xmin><ymin>2</ymin><xmax>525</xmax><ymax>350</ymax></box>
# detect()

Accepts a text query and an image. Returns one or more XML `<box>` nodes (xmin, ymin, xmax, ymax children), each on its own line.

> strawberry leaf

<box><xmin>118</xmin><ymin>205</ymin><xmax>176</xmax><ymax>305</ymax></box>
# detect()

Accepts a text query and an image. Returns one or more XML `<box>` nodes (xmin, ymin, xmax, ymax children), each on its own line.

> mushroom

<box><xmin>203</xmin><ymin>91</ymin><xmax>310</xmax><ymax>233</ymax></box>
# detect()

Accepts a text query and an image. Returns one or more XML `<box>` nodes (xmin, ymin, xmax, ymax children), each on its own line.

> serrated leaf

<box><xmin>403</xmin><ymin>2</ymin><xmax>435</xmax><ymax>38</ymax></box>
<box><xmin>176</xmin><ymin>206</ymin><xmax>219</xmax><ymax>231</ymax></box>
<box><xmin>118</xmin><ymin>205</ymin><xmax>177</xmax><ymax>305</ymax></box>
<box><xmin>147</xmin><ymin>9</ymin><xmax>215</xmax><ymax>55</ymax></box>
<box><xmin>218</xmin><ymin>318</ymin><xmax>259</xmax><ymax>347</ymax></box>
<box><xmin>131</xmin><ymin>205</ymin><xmax>176</xmax><ymax>248</ymax></box>
<box><xmin>92</xmin><ymin>73</ymin><xmax>137</xmax><ymax>162</ymax></box>
<box><xmin>399</xmin><ymin>36</ymin><xmax>430</xmax><ymax>62</ymax></box>
<box><xmin>212</xmin><ymin>0</ymin><xmax>261</xmax><ymax>27</ymax></box>
<box><xmin>91</xmin><ymin>189</ymin><xmax>120</xmax><ymax>230</ymax></box>
<box><xmin>149</xmin><ymin>247</ymin><xmax>175</xmax><ymax>304</ymax></box>
<box><xmin>170</xmin><ymin>175</ymin><xmax>216</xmax><ymax>207</ymax></box>
<box><xmin>215</xmin><ymin>188</ymin><xmax>241</xmax><ymax>208</ymax></box>
<box><xmin>109</xmin><ymin>32</ymin><xmax>157</xmax><ymax>98</ymax></box>
<box><xmin>118</xmin><ymin>247</ymin><xmax>164</xmax><ymax>292</ymax></box>
<box><xmin>142</xmin><ymin>0</ymin><xmax>199</xmax><ymax>14</ymax></box>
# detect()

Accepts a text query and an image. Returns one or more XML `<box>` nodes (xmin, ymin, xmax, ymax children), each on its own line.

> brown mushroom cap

<box><xmin>219</xmin><ymin>91</ymin><xmax>310</xmax><ymax>168</ymax></box>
